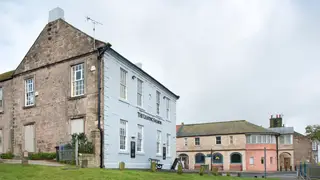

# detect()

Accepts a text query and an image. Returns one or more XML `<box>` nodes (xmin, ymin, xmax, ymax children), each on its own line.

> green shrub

<box><xmin>150</xmin><ymin>162</ymin><xmax>157</xmax><ymax>172</ymax></box>
<box><xmin>119</xmin><ymin>162</ymin><xmax>125</xmax><ymax>170</ymax></box>
<box><xmin>28</xmin><ymin>152</ymin><xmax>56</xmax><ymax>160</ymax></box>
<box><xmin>70</xmin><ymin>133</ymin><xmax>94</xmax><ymax>154</ymax></box>
<box><xmin>226</xmin><ymin>172</ymin><xmax>230</xmax><ymax>176</ymax></box>
<box><xmin>212</xmin><ymin>167</ymin><xmax>218</xmax><ymax>176</ymax></box>
<box><xmin>177</xmin><ymin>163</ymin><xmax>183</xmax><ymax>175</ymax></box>
<box><xmin>199</xmin><ymin>166</ymin><xmax>204</xmax><ymax>176</ymax></box>
<box><xmin>0</xmin><ymin>152</ymin><xmax>14</xmax><ymax>159</ymax></box>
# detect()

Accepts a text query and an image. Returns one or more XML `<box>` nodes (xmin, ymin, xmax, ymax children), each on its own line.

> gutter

<box><xmin>97</xmin><ymin>43</ymin><xmax>112</xmax><ymax>168</ymax></box>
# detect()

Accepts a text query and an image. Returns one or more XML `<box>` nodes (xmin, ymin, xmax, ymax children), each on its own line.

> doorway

<box><xmin>280</xmin><ymin>152</ymin><xmax>292</xmax><ymax>171</ymax></box>
<box><xmin>24</xmin><ymin>124</ymin><xmax>35</xmax><ymax>152</ymax></box>
<box><xmin>284</xmin><ymin>158</ymin><xmax>290</xmax><ymax>170</ymax></box>
<box><xmin>179</xmin><ymin>154</ymin><xmax>189</xmax><ymax>169</ymax></box>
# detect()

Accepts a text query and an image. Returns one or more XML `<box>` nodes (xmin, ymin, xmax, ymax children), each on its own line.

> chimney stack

<box><xmin>48</xmin><ymin>7</ymin><xmax>65</xmax><ymax>23</ymax></box>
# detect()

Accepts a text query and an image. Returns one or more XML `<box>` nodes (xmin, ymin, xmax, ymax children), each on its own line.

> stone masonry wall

<box><xmin>9</xmin><ymin>19</ymin><xmax>102</xmax><ymax>154</ymax></box>
<box><xmin>0</xmin><ymin>79</ymin><xmax>13</xmax><ymax>153</ymax></box>
<box><xmin>12</xmin><ymin>53</ymin><xmax>99</xmax><ymax>153</ymax></box>
<box><xmin>294</xmin><ymin>135</ymin><xmax>313</xmax><ymax>165</ymax></box>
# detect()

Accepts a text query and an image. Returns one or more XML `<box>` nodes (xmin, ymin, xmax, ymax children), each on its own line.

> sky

<box><xmin>1</xmin><ymin>0</ymin><xmax>320</xmax><ymax>135</ymax></box>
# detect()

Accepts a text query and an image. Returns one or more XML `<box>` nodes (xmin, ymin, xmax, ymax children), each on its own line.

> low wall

<box><xmin>79</xmin><ymin>153</ymin><xmax>98</xmax><ymax>168</ymax></box>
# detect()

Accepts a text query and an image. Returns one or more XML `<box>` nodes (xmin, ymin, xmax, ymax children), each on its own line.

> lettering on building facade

<box><xmin>137</xmin><ymin>112</ymin><xmax>162</xmax><ymax>125</ymax></box>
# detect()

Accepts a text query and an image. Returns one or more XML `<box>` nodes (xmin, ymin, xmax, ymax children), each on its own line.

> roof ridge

<box><xmin>182</xmin><ymin>120</ymin><xmax>247</xmax><ymax>126</ymax></box>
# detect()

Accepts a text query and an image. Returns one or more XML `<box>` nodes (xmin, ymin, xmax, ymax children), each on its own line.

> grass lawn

<box><xmin>0</xmin><ymin>164</ymin><xmax>278</xmax><ymax>180</ymax></box>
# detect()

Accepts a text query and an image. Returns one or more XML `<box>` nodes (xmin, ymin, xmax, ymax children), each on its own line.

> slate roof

<box><xmin>268</xmin><ymin>127</ymin><xmax>294</xmax><ymax>134</ymax></box>
<box><xmin>0</xmin><ymin>70</ymin><xmax>15</xmax><ymax>82</ymax></box>
<box><xmin>177</xmin><ymin>120</ymin><xmax>277</xmax><ymax>137</ymax></box>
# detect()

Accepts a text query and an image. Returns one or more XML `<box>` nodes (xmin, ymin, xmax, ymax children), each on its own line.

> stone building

<box><xmin>0</xmin><ymin>7</ymin><xmax>179</xmax><ymax>169</ymax></box>
<box><xmin>268</xmin><ymin>115</ymin><xmax>316</xmax><ymax>170</ymax></box>
<box><xmin>176</xmin><ymin>120</ymin><xmax>279</xmax><ymax>171</ymax></box>
<box><xmin>0</xmin><ymin>8</ymin><xmax>106</xmax><ymax>157</ymax></box>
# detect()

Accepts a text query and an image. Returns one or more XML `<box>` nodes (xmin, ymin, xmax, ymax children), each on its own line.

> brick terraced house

<box><xmin>0</xmin><ymin>8</ymin><xmax>179</xmax><ymax>169</ymax></box>
<box><xmin>176</xmin><ymin>120</ymin><xmax>279</xmax><ymax>171</ymax></box>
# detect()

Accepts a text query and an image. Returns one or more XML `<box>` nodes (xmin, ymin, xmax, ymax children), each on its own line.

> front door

<box><xmin>0</xmin><ymin>129</ymin><xmax>3</xmax><ymax>153</ymax></box>
<box><xmin>181</xmin><ymin>156</ymin><xmax>189</xmax><ymax>169</ymax></box>
<box><xmin>24</xmin><ymin>124</ymin><xmax>35</xmax><ymax>152</ymax></box>
<box><xmin>284</xmin><ymin>158</ymin><xmax>290</xmax><ymax>170</ymax></box>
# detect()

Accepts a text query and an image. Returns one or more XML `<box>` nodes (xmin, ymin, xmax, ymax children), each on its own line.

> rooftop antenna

<box><xmin>86</xmin><ymin>16</ymin><xmax>103</xmax><ymax>50</ymax></box>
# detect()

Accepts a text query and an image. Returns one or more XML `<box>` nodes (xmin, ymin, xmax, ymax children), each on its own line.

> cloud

<box><xmin>1</xmin><ymin>0</ymin><xmax>320</xmax><ymax>134</ymax></box>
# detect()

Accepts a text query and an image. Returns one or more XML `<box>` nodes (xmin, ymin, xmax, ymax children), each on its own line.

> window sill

<box><xmin>0</xmin><ymin>110</ymin><xmax>3</xmax><ymax>114</ymax></box>
<box><xmin>136</xmin><ymin>152</ymin><xmax>145</xmax><ymax>156</ymax></box>
<box><xmin>118</xmin><ymin>151</ymin><xmax>130</xmax><ymax>155</ymax></box>
<box><xmin>23</xmin><ymin>105</ymin><xmax>36</xmax><ymax>109</ymax></box>
<box><xmin>156</xmin><ymin>154</ymin><xmax>162</xmax><ymax>157</ymax></box>
<box><xmin>119</xmin><ymin>98</ymin><xmax>130</xmax><ymax>105</ymax></box>
<box><xmin>68</xmin><ymin>95</ymin><xmax>86</xmax><ymax>101</ymax></box>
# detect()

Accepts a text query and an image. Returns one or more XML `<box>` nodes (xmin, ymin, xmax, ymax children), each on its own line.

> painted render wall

<box><xmin>245</xmin><ymin>144</ymin><xmax>277</xmax><ymax>172</ymax></box>
<box><xmin>103</xmin><ymin>50</ymin><xmax>178</xmax><ymax>169</ymax></box>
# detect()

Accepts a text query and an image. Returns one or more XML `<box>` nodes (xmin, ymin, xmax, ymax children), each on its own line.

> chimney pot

<box><xmin>49</xmin><ymin>7</ymin><xmax>65</xmax><ymax>23</ymax></box>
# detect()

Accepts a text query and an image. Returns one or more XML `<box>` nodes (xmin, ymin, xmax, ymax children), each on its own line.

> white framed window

<box><xmin>250</xmin><ymin>157</ymin><xmax>254</xmax><ymax>165</ymax></box>
<box><xmin>195</xmin><ymin>137</ymin><xmax>200</xmax><ymax>145</ymax></box>
<box><xmin>167</xmin><ymin>134</ymin><xmax>171</xmax><ymax>156</ymax></box>
<box><xmin>252</xmin><ymin>135</ymin><xmax>257</xmax><ymax>143</ymax></box>
<box><xmin>70</xmin><ymin>118</ymin><xmax>84</xmax><ymax>135</ymax></box>
<box><xmin>280</xmin><ymin>135</ymin><xmax>292</xmax><ymax>144</ymax></box>
<box><xmin>156</xmin><ymin>91</ymin><xmax>160</xmax><ymax>115</ymax></box>
<box><xmin>137</xmin><ymin>79</ymin><xmax>143</xmax><ymax>107</ymax></box>
<box><xmin>165</xmin><ymin>97</ymin><xmax>170</xmax><ymax>120</ymax></box>
<box><xmin>216</xmin><ymin>136</ymin><xmax>221</xmax><ymax>144</ymax></box>
<box><xmin>120</xmin><ymin>120</ymin><xmax>127</xmax><ymax>151</ymax></box>
<box><xmin>156</xmin><ymin>130</ymin><xmax>161</xmax><ymax>154</ymax></box>
<box><xmin>184</xmin><ymin>138</ymin><xmax>188</xmax><ymax>146</ymax></box>
<box><xmin>257</xmin><ymin>135</ymin><xmax>261</xmax><ymax>143</ymax></box>
<box><xmin>230</xmin><ymin>136</ymin><xmax>233</xmax><ymax>144</ymax></box>
<box><xmin>25</xmin><ymin>78</ymin><xmax>35</xmax><ymax>106</ymax></box>
<box><xmin>312</xmin><ymin>141</ymin><xmax>317</xmax><ymax>151</ymax></box>
<box><xmin>137</xmin><ymin>125</ymin><xmax>143</xmax><ymax>152</ymax></box>
<box><xmin>120</xmin><ymin>68</ymin><xmax>127</xmax><ymax>100</ymax></box>
<box><xmin>71</xmin><ymin>63</ymin><xmax>85</xmax><ymax>97</ymax></box>
<box><xmin>0</xmin><ymin>87</ymin><xmax>3</xmax><ymax>108</ymax></box>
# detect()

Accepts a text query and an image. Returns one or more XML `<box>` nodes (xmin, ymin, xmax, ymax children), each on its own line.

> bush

<box><xmin>70</xmin><ymin>133</ymin><xmax>94</xmax><ymax>154</ymax></box>
<box><xmin>150</xmin><ymin>162</ymin><xmax>157</xmax><ymax>172</ymax></box>
<box><xmin>226</xmin><ymin>172</ymin><xmax>231</xmax><ymax>176</ymax></box>
<box><xmin>119</xmin><ymin>162</ymin><xmax>125</xmax><ymax>170</ymax></box>
<box><xmin>0</xmin><ymin>152</ymin><xmax>14</xmax><ymax>159</ymax></box>
<box><xmin>212</xmin><ymin>167</ymin><xmax>218</xmax><ymax>176</ymax></box>
<box><xmin>199</xmin><ymin>166</ymin><xmax>204</xmax><ymax>176</ymax></box>
<box><xmin>29</xmin><ymin>152</ymin><xmax>56</xmax><ymax>160</ymax></box>
<box><xmin>177</xmin><ymin>163</ymin><xmax>183</xmax><ymax>175</ymax></box>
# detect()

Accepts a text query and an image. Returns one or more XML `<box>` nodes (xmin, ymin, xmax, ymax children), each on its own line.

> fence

<box><xmin>58</xmin><ymin>144</ymin><xmax>74</xmax><ymax>162</ymax></box>
<box><xmin>298</xmin><ymin>162</ymin><xmax>320</xmax><ymax>179</ymax></box>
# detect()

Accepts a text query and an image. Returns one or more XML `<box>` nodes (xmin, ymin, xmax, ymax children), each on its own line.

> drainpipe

<box><xmin>276</xmin><ymin>134</ymin><xmax>279</xmax><ymax>171</ymax></box>
<box><xmin>97</xmin><ymin>43</ymin><xmax>111</xmax><ymax>168</ymax></box>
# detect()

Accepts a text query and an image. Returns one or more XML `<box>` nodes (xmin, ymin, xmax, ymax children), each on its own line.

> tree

<box><xmin>305</xmin><ymin>125</ymin><xmax>320</xmax><ymax>141</ymax></box>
